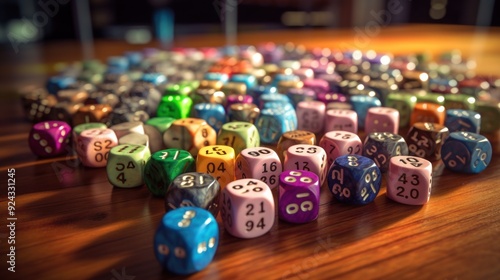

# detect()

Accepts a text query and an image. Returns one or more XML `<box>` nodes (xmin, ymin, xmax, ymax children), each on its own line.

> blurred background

<box><xmin>0</xmin><ymin>0</ymin><xmax>498</xmax><ymax>45</ymax></box>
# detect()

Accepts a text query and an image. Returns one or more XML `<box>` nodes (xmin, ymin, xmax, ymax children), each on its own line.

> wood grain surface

<box><xmin>1</xmin><ymin>25</ymin><xmax>499</xmax><ymax>280</ymax></box>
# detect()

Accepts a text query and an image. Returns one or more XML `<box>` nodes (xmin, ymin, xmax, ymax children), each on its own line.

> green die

<box><xmin>106</xmin><ymin>144</ymin><xmax>151</xmax><ymax>188</ymax></box>
<box><xmin>475</xmin><ymin>101</ymin><xmax>500</xmax><ymax>133</ymax></box>
<box><xmin>156</xmin><ymin>95</ymin><xmax>193</xmax><ymax>119</ymax></box>
<box><xmin>144</xmin><ymin>149</ymin><xmax>195</xmax><ymax>196</ymax></box>
<box><xmin>145</xmin><ymin>117</ymin><xmax>176</xmax><ymax>133</ymax></box>
<box><xmin>415</xmin><ymin>91</ymin><xmax>445</xmax><ymax>105</ymax></box>
<box><xmin>444</xmin><ymin>94</ymin><xmax>476</xmax><ymax>110</ymax></box>
<box><xmin>386</xmin><ymin>93</ymin><xmax>417</xmax><ymax>128</ymax></box>
<box><xmin>164</xmin><ymin>84</ymin><xmax>192</xmax><ymax>96</ymax></box>
<box><xmin>216</xmin><ymin>121</ymin><xmax>260</xmax><ymax>155</ymax></box>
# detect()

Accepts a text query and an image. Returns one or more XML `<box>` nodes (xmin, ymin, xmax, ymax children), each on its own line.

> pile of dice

<box><xmin>21</xmin><ymin>43</ymin><xmax>498</xmax><ymax>275</ymax></box>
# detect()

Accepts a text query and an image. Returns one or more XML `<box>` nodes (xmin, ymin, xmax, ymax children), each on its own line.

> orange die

<box><xmin>163</xmin><ymin>118</ymin><xmax>216</xmax><ymax>156</ymax></box>
<box><xmin>197</xmin><ymin>145</ymin><xmax>236</xmax><ymax>188</ymax></box>
<box><xmin>276</xmin><ymin>130</ymin><xmax>316</xmax><ymax>163</ymax></box>
<box><xmin>410</xmin><ymin>102</ymin><xmax>445</xmax><ymax>126</ymax></box>
<box><xmin>73</xmin><ymin>104</ymin><xmax>112</xmax><ymax>126</ymax></box>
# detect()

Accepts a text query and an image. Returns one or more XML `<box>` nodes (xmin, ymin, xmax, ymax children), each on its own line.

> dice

<box><xmin>445</xmin><ymin>109</ymin><xmax>481</xmax><ymax>133</ymax></box>
<box><xmin>386</xmin><ymin>93</ymin><xmax>417</xmax><ymax>128</ymax></box>
<box><xmin>406</xmin><ymin>122</ymin><xmax>449</xmax><ymax>161</ymax></box>
<box><xmin>163</xmin><ymin>118</ymin><xmax>217</xmax><ymax>156</ymax></box>
<box><xmin>28</xmin><ymin>121</ymin><xmax>71</xmax><ymax>158</ymax></box>
<box><xmin>157</xmin><ymin>94</ymin><xmax>193</xmax><ymax>119</ymax></box>
<box><xmin>255</xmin><ymin>107</ymin><xmax>296</xmax><ymax>144</ymax></box>
<box><xmin>221</xmin><ymin>179</ymin><xmax>275</xmax><ymax>238</ymax></box>
<box><xmin>154</xmin><ymin>207</ymin><xmax>218</xmax><ymax>275</ymax></box>
<box><xmin>276</xmin><ymin>130</ymin><xmax>316</xmax><ymax>163</ymax></box>
<box><xmin>441</xmin><ymin>132</ymin><xmax>492</xmax><ymax>174</ymax></box>
<box><xmin>296</xmin><ymin>101</ymin><xmax>326</xmax><ymax>134</ymax></box>
<box><xmin>364</xmin><ymin>107</ymin><xmax>399</xmax><ymax>134</ymax></box>
<box><xmin>165</xmin><ymin>172</ymin><xmax>221</xmax><ymax>216</ymax></box>
<box><xmin>284</xmin><ymin>144</ymin><xmax>328</xmax><ymax>185</ymax></box>
<box><xmin>349</xmin><ymin>95</ymin><xmax>381</xmax><ymax>129</ymax></box>
<box><xmin>216</xmin><ymin>121</ymin><xmax>260</xmax><ymax>155</ymax></box>
<box><xmin>324</xmin><ymin>109</ymin><xmax>358</xmax><ymax>133</ymax></box>
<box><xmin>110</xmin><ymin>121</ymin><xmax>145</xmax><ymax>139</ymax></box>
<box><xmin>278</xmin><ymin>170</ymin><xmax>320</xmax><ymax>223</ymax></box>
<box><xmin>196</xmin><ymin>145</ymin><xmax>235</xmax><ymax>188</ymax></box>
<box><xmin>410</xmin><ymin>102</ymin><xmax>445</xmax><ymax>126</ymax></box>
<box><xmin>106</xmin><ymin>144</ymin><xmax>151</xmax><ymax>188</ymax></box>
<box><xmin>235</xmin><ymin>147</ymin><xmax>282</xmax><ymax>189</ymax></box>
<box><xmin>362</xmin><ymin>132</ymin><xmax>408</xmax><ymax>172</ymax></box>
<box><xmin>319</xmin><ymin>131</ymin><xmax>362</xmax><ymax>167</ymax></box>
<box><xmin>387</xmin><ymin>156</ymin><xmax>432</xmax><ymax>205</ymax></box>
<box><xmin>327</xmin><ymin>155</ymin><xmax>381</xmax><ymax>205</ymax></box>
<box><xmin>192</xmin><ymin>103</ymin><xmax>226</xmax><ymax>132</ymax></box>
<box><xmin>72</xmin><ymin>104</ymin><xmax>112</xmax><ymax>126</ymax></box>
<box><xmin>144</xmin><ymin>149</ymin><xmax>195</xmax><ymax>197</ymax></box>
<box><xmin>76</xmin><ymin>128</ymin><xmax>118</xmax><ymax>167</ymax></box>
<box><xmin>228</xmin><ymin>103</ymin><xmax>261</xmax><ymax>123</ymax></box>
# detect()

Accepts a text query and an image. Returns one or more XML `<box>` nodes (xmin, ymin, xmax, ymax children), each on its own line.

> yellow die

<box><xmin>163</xmin><ymin>118</ymin><xmax>216</xmax><ymax>156</ymax></box>
<box><xmin>197</xmin><ymin>145</ymin><xmax>235</xmax><ymax>188</ymax></box>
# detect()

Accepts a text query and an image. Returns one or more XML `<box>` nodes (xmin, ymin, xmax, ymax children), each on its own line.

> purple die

<box><xmin>29</xmin><ymin>121</ymin><xmax>72</xmax><ymax>157</ymax></box>
<box><xmin>286</xmin><ymin>88</ymin><xmax>316</xmax><ymax>108</ymax></box>
<box><xmin>225</xmin><ymin>94</ymin><xmax>253</xmax><ymax>111</ymax></box>
<box><xmin>316</xmin><ymin>92</ymin><xmax>348</xmax><ymax>105</ymax></box>
<box><xmin>278</xmin><ymin>170</ymin><xmax>320</xmax><ymax>224</ymax></box>
<box><xmin>302</xmin><ymin>79</ymin><xmax>330</xmax><ymax>94</ymax></box>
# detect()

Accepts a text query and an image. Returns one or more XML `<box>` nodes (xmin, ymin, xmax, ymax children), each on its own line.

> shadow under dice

<box><xmin>363</xmin><ymin>132</ymin><xmax>408</xmax><ymax>172</ymax></box>
<box><xmin>106</xmin><ymin>144</ymin><xmax>151</xmax><ymax>188</ymax></box>
<box><xmin>278</xmin><ymin>170</ymin><xmax>320</xmax><ymax>223</ymax></box>
<box><xmin>144</xmin><ymin>149</ymin><xmax>195</xmax><ymax>197</ymax></box>
<box><xmin>76</xmin><ymin>128</ymin><xmax>118</xmax><ymax>167</ymax></box>
<box><xmin>319</xmin><ymin>131</ymin><xmax>362</xmax><ymax>167</ymax></box>
<box><xmin>221</xmin><ymin>179</ymin><xmax>275</xmax><ymax>238</ymax></box>
<box><xmin>196</xmin><ymin>145</ymin><xmax>235</xmax><ymax>188</ymax></box>
<box><xmin>327</xmin><ymin>155</ymin><xmax>382</xmax><ymax>205</ymax></box>
<box><xmin>165</xmin><ymin>172</ymin><xmax>221</xmax><ymax>217</ymax></box>
<box><xmin>154</xmin><ymin>207</ymin><xmax>219</xmax><ymax>275</ymax></box>
<box><xmin>235</xmin><ymin>147</ymin><xmax>282</xmax><ymax>189</ymax></box>
<box><xmin>387</xmin><ymin>156</ymin><xmax>433</xmax><ymax>205</ymax></box>
<box><xmin>441</xmin><ymin>132</ymin><xmax>492</xmax><ymax>174</ymax></box>
<box><xmin>29</xmin><ymin>121</ymin><xmax>72</xmax><ymax>157</ymax></box>
<box><xmin>406</xmin><ymin>122</ymin><xmax>449</xmax><ymax>161</ymax></box>
<box><xmin>284</xmin><ymin>144</ymin><xmax>328</xmax><ymax>185</ymax></box>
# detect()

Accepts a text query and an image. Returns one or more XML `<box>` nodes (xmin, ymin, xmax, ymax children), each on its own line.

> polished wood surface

<box><xmin>1</xmin><ymin>25</ymin><xmax>500</xmax><ymax>280</ymax></box>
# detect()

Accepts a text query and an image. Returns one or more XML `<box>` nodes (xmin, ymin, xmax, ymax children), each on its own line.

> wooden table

<box><xmin>1</xmin><ymin>25</ymin><xmax>500</xmax><ymax>280</ymax></box>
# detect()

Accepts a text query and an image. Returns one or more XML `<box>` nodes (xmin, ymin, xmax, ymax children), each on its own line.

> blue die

<box><xmin>445</xmin><ymin>109</ymin><xmax>481</xmax><ymax>133</ymax></box>
<box><xmin>124</xmin><ymin>51</ymin><xmax>143</xmax><ymax>68</ymax></box>
<box><xmin>259</xmin><ymin>92</ymin><xmax>291</xmax><ymax>109</ymax></box>
<box><xmin>230</xmin><ymin>74</ymin><xmax>257</xmax><ymax>90</ymax></box>
<box><xmin>154</xmin><ymin>207</ymin><xmax>219</xmax><ymax>275</ymax></box>
<box><xmin>349</xmin><ymin>95</ymin><xmax>382</xmax><ymax>129</ymax></box>
<box><xmin>256</xmin><ymin>107</ymin><xmax>296</xmax><ymax>144</ymax></box>
<box><xmin>141</xmin><ymin>73</ymin><xmax>167</xmax><ymax>86</ymax></box>
<box><xmin>204</xmin><ymin>72</ymin><xmax>229</xmax><ymax>83</ymax></box>
<box><xmin>327</xmin><ymin>155</ymin><xmax>382</xmax><ymax>205</ymax></box>
<box><xmin>192</xmin><ymin>103</ymin><xmax>226</xmax><ymax>132</ymax></box>
<box><xmin>107</xmin><ymin>56</ymin><xmax>129</xmax><ymax>73</ymax></box>
<box><xmin>271</xmin><ymin>73</ymin><xmax>300</xmax><ymax>87</ymax></box>
<box><xmin>46</xmin><ymin>76</ymin><xmax>76</xmax><ymax>94</ymax></box>
<box><xmin>249</xmin><ymin>85</ymin><xmax>277</xmax><ymax>105</ymax></box>
<box><xmin>441</xmin><ymin>132</ymin><xmax>492</xmax><ymax>174</ymax></box>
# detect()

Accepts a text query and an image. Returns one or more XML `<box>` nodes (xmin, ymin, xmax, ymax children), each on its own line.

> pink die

<box><xmin>302</xmin><ymin>79</ymin><xmax>329</xmax><ymax>94</ymax></box>
<box><xmin>387</xmin><ymin>156</ymin><xmax>432</xmax><ymax>205</ymax></box>
<box><xmin>284</xmin><ymin>144</ymin><xmax>328</xmax><ymax>185</ymax></box>
<box><xmin>29</xmin><ymin>121</ymin><xmax>71</xmax><ymax>157</ymax></box>
<box><xmin>296</xmin><ymin>101</ymin><xmax>326</xmax><ymax>134</ymax></box>
<box><xmin>324</xmin><ymin>109</ymin><xmax>358</xmax><ymax>133</ymax></box>
<box><xmin>235</xmin><ymin>147</ymin><xmax>282</xmax><ymax>189</ymax></box>
<box><xmin>221</xmin><ymin>179</ymin><xmax>275</xmax><ymax>238</ymax></box>
<box><xmin>76</xmin><ymin>128</ymin><xmax>118</xmax><ymax>167</ymax></box>
<box><xmin>319</xmin><ymin>131</ymin><xmax>362</xmax><ymax>167</ymax></box>
<box><xmin>365</xmin><ymin>107</ymin><xmax>399</xmax><ymax>134</ymax></box>
<box><xmin>278</xmin><ymin>170</ymin><xmax>320</xmax><ymax>224</ymax></box>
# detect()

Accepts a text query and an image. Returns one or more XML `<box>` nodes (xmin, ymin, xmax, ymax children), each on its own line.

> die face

<box><xmin>387</xmin><ymin>156</ymin><xmax>432</xmax><ymax>205</ymax></box>
<box><xmin>73</xmin><ymin>122</ymin><xmax>107</xmax><ymax>138</ymax></box>
<box><xmin>284</xmin><ymin>144</ymin><xmax>328</xmax><ymax>185</ymax></box>
<box><xmin>164</xmin><ymin>118</ymin><xmax>216</xmax><ymax>156</ymax></box>
<box><xmin>324</xmin><ymin>109</ymin><xmax>358</xmax><ymax>133</ymax></box>
<box><xmin>193</xmin><ymin>103</ymin><xmax>226</xmax><ymax>132</ymax></box>
<box><xmin>235</xmin><ymin>147</ymin><xmax>282</xmax><ymax>189</ymax></box>
<box><xmin>119</xmin><ymin>132</ymin><xmax>149</xmax><ymax>148</ymax></box>
<box><xmin>349</xmin><ymin>95</ymin><xmax>382</xmax><ymax>129</ymax></box>
<box><xmin>362</xmin><ymin>132</ymin><xmax>408</xmax><ymax>172</ymax></box>
<box><xmin>197</xmin><ymin>145</ymin><xmax>235</xmax><ymax>188</ymax></box>
<box><xmin>365</xmin><ymin>107</ymin><xmax>399</xmax><ymax>134</ymax></box>
<box><xmin>276</xmin><ymin>130</ymin><xmax>316</xmax><ymax>162</ymax></box>
<box><xmin>445</xmin><ymin>109</ymin><xmax>481</xmax><ymax>133</ymax></box>
<box><xmin>217</xmin><ymin>122</ymin><xmax>260</xmax><ymax>155</ymax></box>
<box><xmin>29</xmin><ymin>121</ymin><xmax>72</xmax><ymax>157</ymax></box>
<box><xmin>441</xmin><ymin>132</ymin><xmax>492</xmax><ymax>174</ymax></box>
<box><xmin>154</xmin><ymin>207</ymin><xmax>219</xmax><ymax>275</ymax></box>
<box><xmin>106</xmin><ymin>144</ymin><xmax>151</xmax><ymax>188</ymax></box>
<box><xmin>319</xmin><ymin>131</ymin><xmax>362</xmax><ymax>167</ymax></box>
<box><xmin>144</xmin><ymin>149</ymin><xmax>195</xmax><ymax>197</ymax></box>
<box><xmin>165</xmin><ymin>172</ymin><xmax>221</xmax><ymax>217</ymax></box>
<box><xmin>110</xmin><ymin>121</ymin><xmax>145</xmax><ymax>139</ymax></box>
<box><xmin>77</xmin><ymin>128</ymin><xmax>118</xmax><ymax>167</ymax></box>
<box><xmin>410</xmin><ymin>103</ymin><xmax>446</xmax><ymax>126</ymax></box>
<box><xmin>406</xmin><ymin>122</ymin><xmax>449</xmax><ymax>161</ymax></box>
<box><xmin>278</xmin><ymin>170</ymin><xmax>320</xmax><ymax>223</ymax></box>
<box><xmin>157</xmin><ymin>95</ymin><xmax>193</xmax><ymax>119</ymax></box>
<box><xmin>296</xmin><ymin>101</ymin><xmax>326</xmax><ymax>133</ymax></box>
<box><xmin>256</xmin><ymin>108</ymin><xmax>296</xmax><ymax>144</ymax></box>
<box><xmin>228</xmin><ymin>103</ymin><xmax>260</xmax><ymax>123</ymax></box>
<box><xmin>327</xmin><ymin>155</ymin><xmax>381</xmax><ymax>205</ymax></box>
<box><xmin>386</xmin><ymin>94</ymin><xmax>417</xmax><ymax>128</ymax></box>
<box><xmin>221</xmin><ymin>179</ymin><xmax>275</xmax><ymax>238</ymax></box>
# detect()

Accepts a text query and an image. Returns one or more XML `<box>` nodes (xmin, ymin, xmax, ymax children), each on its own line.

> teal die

<box><xmin>441</xmin><ymin>132</ymin><xmax>492</xmax><ymax>174</ymax></box>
